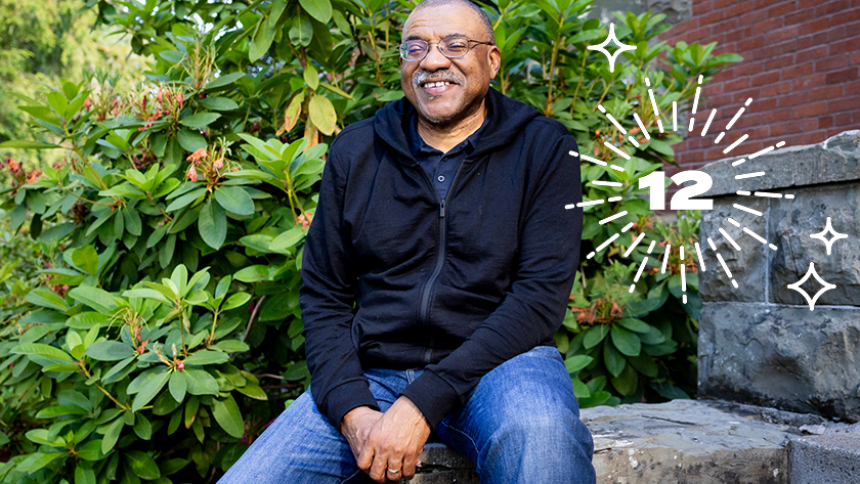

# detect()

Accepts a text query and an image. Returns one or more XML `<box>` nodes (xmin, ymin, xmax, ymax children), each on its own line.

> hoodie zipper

<box><xmin>417</xmin><ymin>160</ymin><xmax>466</xmax><ymax>363</ymax></box>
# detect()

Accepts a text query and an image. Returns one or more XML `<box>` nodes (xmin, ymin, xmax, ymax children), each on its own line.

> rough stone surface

<box><xmin>413</xmin><ymin>443</ymin><xmax>478</xmax><ymax>484</ymax></box>
<box><xmin>698</xmin><ymin>302</ymin><xmax>860</xmax><ymax>422</ymax></box>
<box><xmin>702</xmin><ymin>130</ymin><xmax>860</xmax><ymax>196</ymax></box>
<box><xmin>790</xmin><ymin>434</ymin><xmax>860</xmax><ymax>484</ymax></box>
<box><xmin>698</xmin><ymin>131</ymin><xmax>860</xmax><ymax>423</ymax></box>
<box><xmin>582</xmin><ymin>400</ymin><xmax>791</xmax><ymax>484</ymax></box>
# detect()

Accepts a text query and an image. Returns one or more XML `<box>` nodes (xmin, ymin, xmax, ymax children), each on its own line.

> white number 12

<box><xmin>638</xmin><ymin>171</ymin><xmax>714</xmax><ymax>210</ymax></box>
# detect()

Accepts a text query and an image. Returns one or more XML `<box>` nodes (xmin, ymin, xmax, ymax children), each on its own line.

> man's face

<box><xmin>400</xmin><ymin>4</ymin><xmax>501</xmax><ymax>125</ymax></box>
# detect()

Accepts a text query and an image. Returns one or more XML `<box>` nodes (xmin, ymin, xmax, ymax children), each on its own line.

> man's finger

<box><xmin>357</xmin><ymin>442</ymin><xmax>375</xmax><ymax>473</ymax></box>
<box><xmin>386</xmin><ymin>455</ymin><xmax>405</xmax><ymax>482</ymax></box>
<box><xmin>401</xmin><ymin>452</ymin><xmax>420</xmax><ymax>480</ymax></box>
<box><xmin>368</xmin><ymin>447</ymin><xmax>389</xmax><ymax>482</ymax></box>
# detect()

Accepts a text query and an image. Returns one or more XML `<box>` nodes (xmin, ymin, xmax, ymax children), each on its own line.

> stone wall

<box><xmin>697</xmin><ymin>130</ymin><xmax>860</xmax><ymax>422</ymax></box>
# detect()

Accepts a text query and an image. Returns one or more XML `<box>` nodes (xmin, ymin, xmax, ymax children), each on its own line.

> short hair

<box><xmin>412</xmin><ymin>0</ymin><xmax>496</xmax><ymax>45</ymax></box>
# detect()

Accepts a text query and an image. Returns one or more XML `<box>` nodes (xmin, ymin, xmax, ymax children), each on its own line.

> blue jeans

<box><xmin>218</xmin><ymin>346</ymin><xmax>595</xmax><ymax>484</ymax></box>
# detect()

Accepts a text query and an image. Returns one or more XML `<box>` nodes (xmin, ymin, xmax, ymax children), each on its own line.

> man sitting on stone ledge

<box><xmin>217</xmin><ymin>0</ymin><xmax>595</xmax><ymax>482</ymax></box>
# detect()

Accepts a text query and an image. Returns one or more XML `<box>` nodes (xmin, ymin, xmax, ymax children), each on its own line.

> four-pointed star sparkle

<box><xmin>810</xmin><ymin>216</ymin><xmax>847</xmax><ymax>255</ymax></box>
<box><xmin>587</xmin><ymin>23</ymin><xmax>637</xmax><ymax>73</ymax></box>
<box><xmin>787</xmin><ymin>262</ymin><xmax>836</xmax><ymax>311</ymax></box>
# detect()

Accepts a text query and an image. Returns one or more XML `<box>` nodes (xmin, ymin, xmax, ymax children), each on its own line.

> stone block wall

<box><xmin>697</xmin><ymin>130</ymin><xmax>860</xmax><ymax>422</ymax></box>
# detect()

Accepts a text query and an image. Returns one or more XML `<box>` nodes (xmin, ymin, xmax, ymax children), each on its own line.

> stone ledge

<box><xmin>701</xmin><ymin>130</ymin><xmax>860</xmax><ymax>196</ymax></box>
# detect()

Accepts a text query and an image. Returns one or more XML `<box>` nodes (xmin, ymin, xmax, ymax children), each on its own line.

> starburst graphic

<box><xmin>787</xmin><ymin>262</ymin><xmax>836</xmax><ymax>311</ymax></box>
<box><xmin>810</xmin><ymin>217</ymin><xmax>847</xmax><ymax>255</ymax></box>
<box><xmin>587</xmin><ymin>24</ymin><xmax>636</xmax><ymax>73</ymax></box>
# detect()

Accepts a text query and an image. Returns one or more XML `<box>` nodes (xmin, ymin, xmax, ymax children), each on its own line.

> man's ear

<box><xmin>488</xmin><ymin>46</ymin><xmax>501</xmax><ymax>79</ymax></box>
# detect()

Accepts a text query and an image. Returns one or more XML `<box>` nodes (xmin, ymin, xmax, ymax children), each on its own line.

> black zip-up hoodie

<box><xmin>299</xmin><ymin>87</ymin><xmax>583</xmax><ymax>430</ymax></box>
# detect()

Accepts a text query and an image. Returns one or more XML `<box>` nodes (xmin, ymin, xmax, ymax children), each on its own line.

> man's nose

<box><xmin>419</xmin><ymin>44</ymin><xmax>452</xmax><ymax>71</ymax></box>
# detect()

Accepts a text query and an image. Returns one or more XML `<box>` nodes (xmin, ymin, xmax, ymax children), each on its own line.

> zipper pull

<box><xmin>439</xmin><ymin>199</ymin><xmax>446</xmax><ymax>218</ymax></box>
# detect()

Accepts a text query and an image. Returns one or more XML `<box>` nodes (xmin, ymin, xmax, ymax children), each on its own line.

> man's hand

<box><xmin>341</xmin><ymin>406</ymin><xmax>385</xmax><ymax>463</ymax></box>
<box><xmin>358</xmin><ymin>396</ymin><xmax>431</xmax><ymax>482</ymax></box>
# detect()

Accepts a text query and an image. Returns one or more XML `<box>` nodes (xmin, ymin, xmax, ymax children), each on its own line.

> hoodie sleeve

<box><xmin>399</xmin><ymin>131</ymin><xmax>583</xmax><ymax>429</ymax></box>
<box><xmin>299</xmin><ymin>146</ymin><xmax>380</xmax><ymax>431</ymax></box>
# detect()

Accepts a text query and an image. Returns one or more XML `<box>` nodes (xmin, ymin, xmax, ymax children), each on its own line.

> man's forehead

<box><xmin>403</xmin><ymin>5</ymin><xmax>483</xmax><ymax>40</ymax></box>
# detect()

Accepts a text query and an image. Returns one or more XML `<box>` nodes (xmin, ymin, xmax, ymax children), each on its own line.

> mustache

<box><xmin>412</xmin><ymin>69</ymin><xmax>462</xmax><ymax>87</ymax></box>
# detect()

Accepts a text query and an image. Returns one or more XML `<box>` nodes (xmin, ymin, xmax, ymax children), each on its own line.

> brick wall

<box><xmin>659</xmin><ymin>0</ymin><xmax>860</xmax><ymax>171</ymax></box>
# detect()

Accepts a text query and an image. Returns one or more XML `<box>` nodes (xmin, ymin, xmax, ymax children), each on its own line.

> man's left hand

<box><xmin>357</xmin><ymin>396</ymin><xmax>431</xmax><ymax>482</ymax></box>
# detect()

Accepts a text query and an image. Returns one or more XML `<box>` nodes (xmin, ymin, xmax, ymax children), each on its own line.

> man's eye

<box><xmin>445</xmin><ymin>41</ymin><xmax>468</xmax><ymax>51</ymax></box>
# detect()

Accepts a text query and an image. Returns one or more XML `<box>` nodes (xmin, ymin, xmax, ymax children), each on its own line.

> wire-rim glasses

<box><xmin>399</xmin><ymin>35</ymin><xmax>494</xmax><ymax>61</ymax></box>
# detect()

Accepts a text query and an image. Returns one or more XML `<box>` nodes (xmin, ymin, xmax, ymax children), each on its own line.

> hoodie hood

<box><xmin>374</xmin><ymin>86</ymin><xmax>542</xmax><ymax>163</ymax></box>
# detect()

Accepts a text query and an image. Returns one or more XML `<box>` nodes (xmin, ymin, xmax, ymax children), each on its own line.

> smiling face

<box><xmin>400</xmin><ymin>4</ymin><xmax>501</xmax><ymax>126</ymax></box>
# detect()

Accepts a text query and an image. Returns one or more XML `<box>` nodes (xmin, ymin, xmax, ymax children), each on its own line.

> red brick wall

<box><xmin>659</xmin><ymin>0</ymin><xmax>860</xmax><ymax>171</ymax></box>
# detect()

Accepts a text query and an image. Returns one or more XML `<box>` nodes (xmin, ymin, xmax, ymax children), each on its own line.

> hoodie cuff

<box><xmin>322</xmin><ymin>380</ymin><xmax>381</xmax><ymax>432</ymax></box>
<box><xmin>399</xmin><ymin>370</ymin><xmax>460</xmax><ymax>429</ymax></box>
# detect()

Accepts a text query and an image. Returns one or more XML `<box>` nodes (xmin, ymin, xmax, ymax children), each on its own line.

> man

<box><xmin>218</xmin><ymin>0</ymin><xmax>594</xmax><ymax>482</ymax></box>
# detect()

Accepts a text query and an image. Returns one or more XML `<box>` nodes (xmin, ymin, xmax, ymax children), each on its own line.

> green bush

<box><xmin>0</xmin><ymin>0</ymin><xmax>739</xmax><ymax>481</ymax></box>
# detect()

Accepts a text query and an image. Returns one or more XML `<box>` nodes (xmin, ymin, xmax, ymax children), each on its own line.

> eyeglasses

<box><xmin>399</xmin><ymin>35</ymin><xmax>494</xmax><ymax>61</ymax></box>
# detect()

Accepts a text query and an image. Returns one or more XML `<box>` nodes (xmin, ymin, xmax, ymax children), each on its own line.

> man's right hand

<box><xmin>340</xmin><ymin>406</ymin><xmax>385</xmax><ymax>462</ymax></box>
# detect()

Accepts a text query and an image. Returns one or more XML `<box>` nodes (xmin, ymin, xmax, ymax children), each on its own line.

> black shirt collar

<box><xmin>408</xmin><ymin>109</ymin><xmax>491</xmax><ymax>157</ymax></box>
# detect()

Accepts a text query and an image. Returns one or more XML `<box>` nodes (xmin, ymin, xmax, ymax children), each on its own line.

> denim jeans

<box><xmin>217</xmin><ymin>345</ymin><xmax>596</xmax><ymax>484</ymax></box>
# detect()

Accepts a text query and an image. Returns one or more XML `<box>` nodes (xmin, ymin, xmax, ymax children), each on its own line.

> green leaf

<box><xmin>86</xmin><ymin>341</ymin><xmax>135</xmax><ymax>361</ymax></box>
<box><xmin>233</xmin><ymin>265</ymin><xmax>271</xmax><ymax>283</ymax></box>
<box><xmin>184</xmin><ymin>368</ymin><xmax>220</xmax><ymax>396</ymax></box>
<box><xmin>165</xmin><ymin>187</ymin><xmax>208</xmax><ymax>212</ymax></box>
<box><xmin>12</xmin><ymin>343</ymin><xmax>74</xmax><ymax>362</ymax></box>
<box><xmin>583</xmin><ymin>325</ymin><xmax>609</xmax><ymax>349</ymax></box>
<box><xmin>68</xmin><ymin>286</ymin><xmax>118</xmax><ymax>314</ymax></box>
<box><xmin>198</xmin><ymin>198</ymin><xmax>227</xmax><ymax>249</ymax></box>
<box><xmin>0</xmin><ymin>140</ymin><xmax>61</xmax><ymax>149</ymax></box>
<box><xmin>133</xmin><ymin>413</ymin><xmax>152</xmax><ymax>440</ymax></box>
<box><xmin>169</xmin><ymin>371</ymin><xmax>187</xmax><ymax>403</ymax></box>
<box><xmin>197</xmin><ymin>97</ymin><xmax>239</xmax><ymax>111</ymax></box>
<box><xmin>300</xmin><ymin>0</ymin><xmax>332</xmax><ymax>23</ymax></box>
<box><xmin>221</xmin><ymin>292</ymin><xmax>251</xmax><ymax>311</ymax></box>
<box><xmin>250</xmin><ymin>0</ymin><xmax>288</xmax><ymax>62</ymax></box>
<box><xmin>308</xmin><ymin>94</ymin><xmax>337</xmax><ymax>136</ymax></box>
<box><xmin>101</xmin><ymin>418</ymin><xmax>124</xmax><ymax>454</ymax></box>
<box><xmin>125</xmin><ymin>451</ymin><xmax>161</xmax><ymax>480</ymax></box>
<box><xmin>603</xmin><ymin>338</ymin><xmax>626</xmax><ymax>377</ymax></box>
<box><xmin>214</xmin><ymin>186</ymin><xmax>255</xmax><ymax>215</ymax></box>
<box><xmin>177</xmin><ymin>129</ymin><xmax>207</xmax><ymax>152</ymax></box>
<box><xmin>206</xmin><ymin>73</ymin><xmax>247</xmax><ymax>90</ymax></box>
<box><xmin>210</xmin><ymin>339</ymin><xmax>249</xmax><ymax>352</ymax></box>
<box><xmin>564</xmin><ymin>355</ymin><xmax>593</xmax><ymax>374</ymax></box>
<box><xmin>183</xmin><ymin>350</ymin><xmax>229</xmax><ymax>366</ymax></box>
<box><xmin>102</xmin><ymin>356</ymin><xmax>136</xmax><ymax>384</ymax></box>
<box><xmin>303</xmin><ymin>64</ymin><xmax>320</xmax><ymax>91</ymax></box>
<box><xmin>132</xmin><ymin>370</ymin><xmax>171</xmax><ymax>412</ymax></box>
<box><xmin>180</xmin><ymin>113</ymin><xmax>221</xmax><ymax>129</ymax></box>
<box><xmin>75</xmin><ymin>462</ymin><xmax>96</xmax><ymax>484</ymax></box>
<box><xmin>77</xmin><ymin>440</ymin><xmax>103</xmax><ymax>461</ymax></box>
<box><xmin>26</xmin><ymin>429</ymin><xmax>65</xmax><ymax>447</ymax></box>
<box><xmin>36</xmin><ymin>405</ymin><xmax>88</xmax><ymax>418</ymax></box>
<box><xmin>611</xmin><ymin>325</ymin><xmax>641</xmax><ymax>356</ymax></box>
<box><xmin>25</xmin><ymin>288</ymin><xmax>70</xmax><ymax>312</ymax></box>
<box><xmin>72</xmin><ymin>245</ymin><xmax>100</xmax><ymax>276</ymax></box>
<box><xmin>610</xmin><ymin>364</ymin><xmax>638</xmax><ymax>396</ymax></box>
<box><xmin>651</xmin><ymin>382</ymin><xmax>690</xmax><ymax>400</ymax></box>
<box><xmin>211</xmin><ymin>395</ymin><xmax>245</xmax><ymax>438</ymax></box>
<box><xmin>628</xmin><ymin>352</ymin><xmax>659</xmax><ymax>377</ymax></box>
<box><xmin>270</xmin><ymin>225</ymin><xmax>305</xmax><ymax>251</ymax></box>
<box><xmin>617</xmin><ymin>318</ymin><xmax>652</xmax><ymax>333</ymax></box>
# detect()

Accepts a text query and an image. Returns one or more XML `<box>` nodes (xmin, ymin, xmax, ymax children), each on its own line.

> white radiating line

<box><xmin>736</xmin><ymin>190</ymin><xmax>751</xmax><ymax>196</ymax></box>
<box><xmin>719</xmin><ymin>228</ymin><xmax>741</xmax><ymax>251</ymax></box>
<box><xmin>681</xmin><ymin>264</ymin><xmax>687</xmax><ymax>304</ymax></box>
<box><xmin>743</xmin><ymin>227</ymin><xmax>768</xmax><ymax>245</ymax></box>
<box><xmin>592</xmin><ymin>180</ymin><xmax>622</xmax><ymax>187</ymax></box>
<box><xmin>586</xmin><ymin>233</ymin><xmax>621</xmax><ymax>259</ymax></box>
<box><xmin>769</xmin><ymin>243</ymin><xmax>778</xmax><ymax>250</ymax></box>
<box><xmin>714</xmin><ymin>132</ymin><xmax>725</xmax><ymax>144</ymax></box>
<box><xmin>624</xmin><ymin>233</ymin><xmax>646</xmax><ymax>257</ymax></box>
<box><xmin>695</xmin><ymin>242</ymin><xmax>706</xmax><ymax>272</ymax></box>
<box><xmin>723</xmin><ymin>134</ymin><xmax>749</xmax><ymax>154</ymax></box>
<box><xmin>608</xmin><ymin>196</ymin><xmax>623</xmax><ymax>202</ymax></box>
<box><xmin>754</xmin><ymin>191</ymin><xmax>782</xmax><ymax>198</ymax></box>
<box><xmin>732</xmin><ymin>158</ymin><xmax>746</xmax><ymax>167</ymax></box>
<box><xmin>577</xmin><ymin>199</ymin><xmax>605</xmax><ymax>207</ymax></box>
<box><xmin>726</xmin><ymin>107</ymin><xmax>746</xmax><ymax>130</ymax></box>
<box><xmin>657</xmin><ymin>119</ymin><xmax>664</xmax><ymax>133</ymax></box>
<box><xmin>785</xmin><ymin>194</ymin><xmax>795</xmax><ymax>199</ymax></box>
<box><xmin>610</xmin><ymin>164</ymin><xmax>625</xmax><ymax>172</ymax></box>
<box><xmin>688</xmin><ymin>117</ymin><xmax>695</xmax><ymax>132</ymax></box>
<box><xmin>715</xmin><ymin>252</ymin><xmax>738</xmax><ymax>288</ymax></box>
<box><xmin>629</xmin><ymin>256</ymin><xmax>650</xmax><ymax>293</ymax></box>
<box><xmin>633</xmin><ymin>113</ymin><xmax>650</xmax><ymax>140</ymax></box>
<box><xmin>661</xmin><ymin>244</ymin><xmax>671</xmax><ymax>274</ymax></box>
<box><xmin>673</xmin><ymin>101</ymin><xmax>678</xmax><ymax>131</ymax></box>
<box><xmin>727</xmin><ymin>218</ymin><xmax>741</xmax><ymax>227</ymax></box>
<box><xmin>748</xmin><ymin>141</ymin><xmax>784</xmax><ymax>160</ymax></box>
<box><xmin>603</xmin><ymin>141</ymin><xmax>632</xmax><ymax>160</ymax></box>
<box><xmin>701</xmin><ymin>109</ymin><xmax>717</xmax><ymax>136</ymax></box>
<box><xmin>627</xmin><ymin>136</ymin><xmax>640</xmax><ymax>148</ymax></box>
<box><xmin>735</xmin><ymin>172</ymin><xmax>765</xmax><ymax>180</ymax></box>
<box><xmin>565</xmin><ymin>204</ymin><xmax>575</xmax><ymax>209</ymax></box>
<box><xmin>680</xmin><ymin>245</ymin><xmax>685</xmax><ymax>259</ymax></box>
<box><xmin>692</xmin><ymin>88</ymin><xmax>701</xmax><ymax>114</ymax></box>
<box><xmin>621</xmin><ymin>222</ymin><xmax>635</xmax><ymax>233</ymax></box>
<box><xmin>599</xmin><ymin>211</ymin><xmax>628</xmax><ymax>225</ymax></box>
<box><xmin>647</xmin><ymin>240</ymin><xmax>657</xmax><ymax>254</ymax></box>
<box><xmin>570</xmin><ymin>150</ymin><xmax>605</xmax><ymax>166</ymax></box>
<box><xmin>598</xmin><ymin>104</ymin><xmax>628</xmax><ymax>134</ymax></box>
<box><xmin>734</xmin><ymin>203</ymin><xmax>763</xmax><ymax>216</ymax></box>
<box><xmin>707</xmin><ymin>237</ymin><xmax>717</xmax><ymax>251</ymax></box>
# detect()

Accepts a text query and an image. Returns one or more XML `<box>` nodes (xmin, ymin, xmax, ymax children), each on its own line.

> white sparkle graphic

<box><xmin>587</xmin><ymin>24</ymin><xmax>636</xmax><ymax>73</ymax></box>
